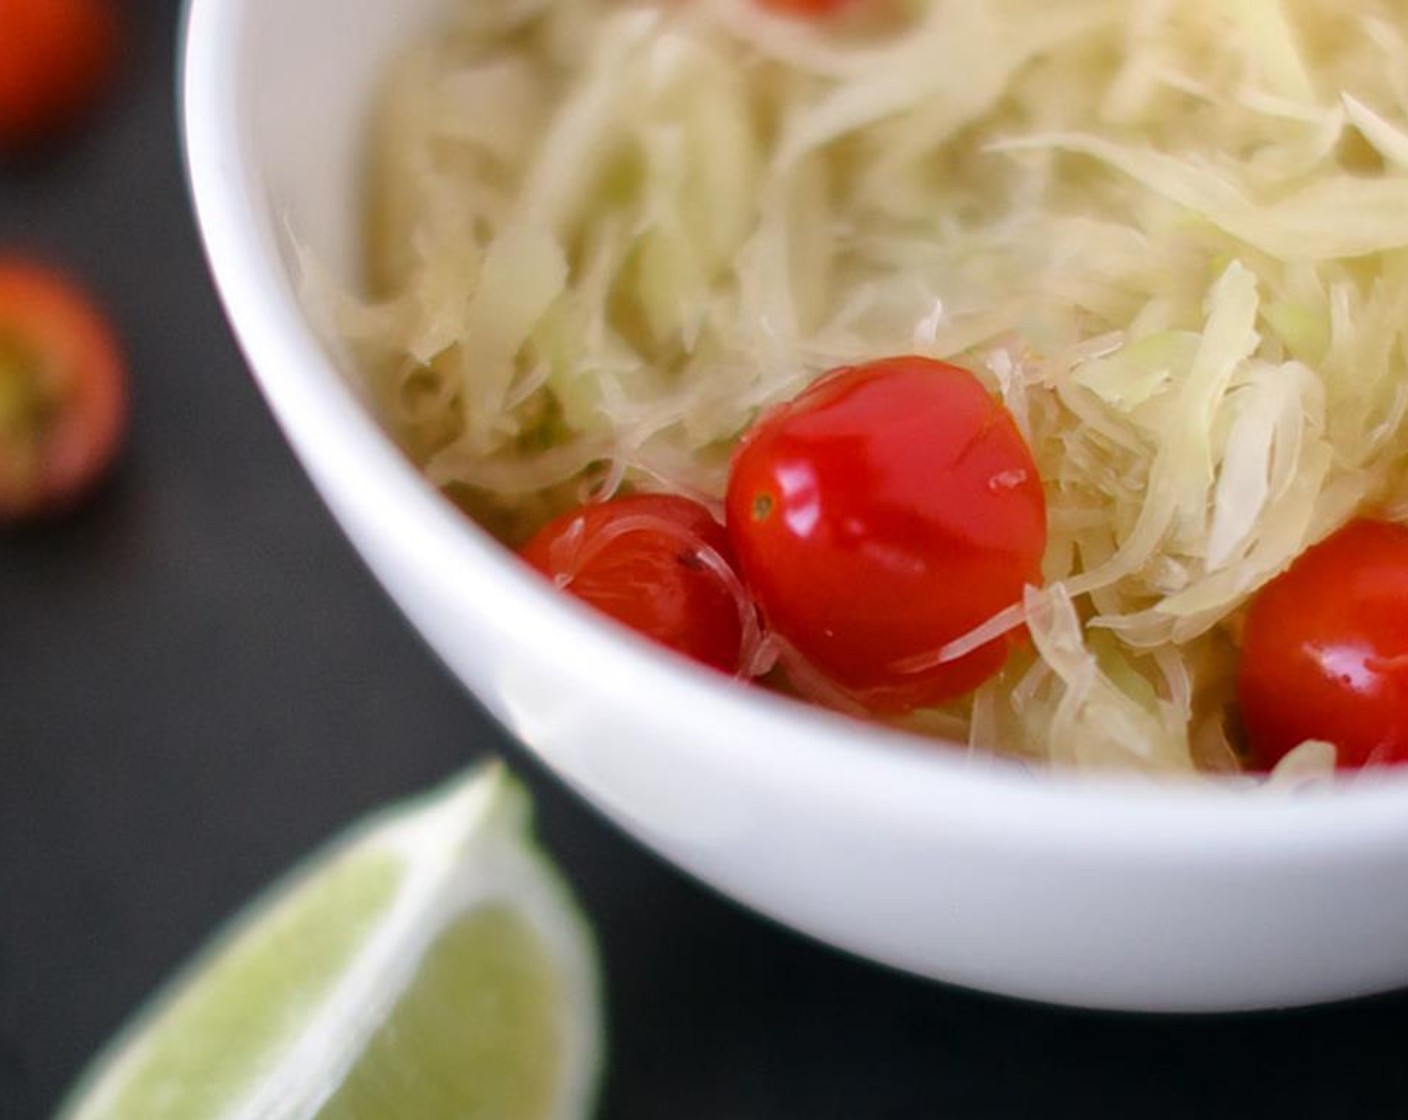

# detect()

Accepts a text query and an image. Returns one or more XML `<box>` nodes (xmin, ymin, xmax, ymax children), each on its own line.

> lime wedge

<box><xmin>58</xmin><ymin>764</ymin><xmax>603</xmax><ymax>1120</ymax></box>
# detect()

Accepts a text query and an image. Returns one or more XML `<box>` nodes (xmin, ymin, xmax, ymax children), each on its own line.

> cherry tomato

<box><xmin>0</xmin><ymin>260</ymin><xmax>127</xmax><ymax>521</ymax></box>
<box><xmin>521</xmin><ymin>493</ymin><xmax>747</xmax><ymax>674</ymax></box>
<box><xmin>0</xmin><ymin>0</ymin><xmax>118</xmax><ymax>150</ymax></box>
<box><xmin>725</xmin><ymin>356</ymin><xmax>1046</xmax><ymax>712</ymax></box>
<box><xmin>1238</xmin><ymin>518</ymin><xmax>1408</xmax><ymax>771</ymax></box>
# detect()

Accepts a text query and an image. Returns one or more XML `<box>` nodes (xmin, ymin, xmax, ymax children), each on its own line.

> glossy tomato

<box><xmin>521</xmin><ymin>493</ymin><xmax>747</xmax><ymax>674</ymax></box>
<box><xmin>0</xmin><ymin>0</ymin><xmax>118</xmax><ymax>150</ymax></box>
<box><xmin>0</xmin><ymin>260</ymin><xmax>127</xmax><ymax>521</ymax></box>
<box><xmin>1238</xmin><ymin>518</ymin><xmax>1408</xmax><ymax>771</ymax></box>
<box><xmin>725</xmin><ymin>356</ymin><xmax>1046</xmax><ymax>712</ymax></box>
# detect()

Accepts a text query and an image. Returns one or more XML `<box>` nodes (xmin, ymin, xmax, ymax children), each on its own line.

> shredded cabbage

<box><xmin>325</xmin><ymin>0</ymin><xmax>1408</xmax><ymax>778</ymax></box>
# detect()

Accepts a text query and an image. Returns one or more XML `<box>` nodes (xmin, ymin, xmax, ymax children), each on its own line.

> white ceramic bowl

<box><xmin>182</xmin><ymin>0</ymin><xmax>1408</xmax><ymax>1012</ymax></box>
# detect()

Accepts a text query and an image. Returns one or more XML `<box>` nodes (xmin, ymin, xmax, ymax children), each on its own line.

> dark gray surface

<box><xmin>6</xmin><ymin>3</ymin><xmax>1408</xmax><ymax>1117</ymax></box>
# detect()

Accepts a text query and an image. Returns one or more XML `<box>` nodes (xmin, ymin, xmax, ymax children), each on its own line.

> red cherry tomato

<box><xmin>1238</xmin><ymin>518</ymin><xmax>1408</xmax><ymax>771</ymax></box>
<box><xmin>725</xmin><ymin>356</ymin><xmax>1046</xmax><ymax>712</ymax></box>
<box><xmin>0</xmin><ymin>0</ymin><xmax>118</xmax><ymax>150</ymax></box>
<box><xmin>0</xmin><ymin>260</ymin><xmax>127</xmax><ymax>521</ymax></box>
<box><xmin>521</xmin><ymin>493</ymin><xmax>747</xmax><ymax>674</ymax></box>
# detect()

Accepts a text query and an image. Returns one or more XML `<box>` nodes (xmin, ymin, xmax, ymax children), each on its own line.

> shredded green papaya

<box><xmin>319</xmin><ymin>0</ymin><xmax>1408</xmax><ymax>777</ymax></box>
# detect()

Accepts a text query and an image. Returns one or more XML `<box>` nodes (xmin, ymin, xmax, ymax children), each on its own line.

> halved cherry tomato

<box><xmin>0</xmin><ymin>0</ymin><xmax>118</xmax><ymax>150</ymax></box>
<box><xmin>1238</xmin><ymin>518</ymin><xmax>1408</xmax><ymax>771</ymax></box>
<box><xmin>725</xmin><ymin>356</ymin><xmax>1046</xmax><ymax>712</ymax></box>
<box><xmin>0</xmin><ymin>260</ymin><xmax>127</xmax><ymax>521</ymax></box>
<box><xmin>521</xmin><ymin>493</ymin><xmax>747</xmax><ymax>674</ymax></box>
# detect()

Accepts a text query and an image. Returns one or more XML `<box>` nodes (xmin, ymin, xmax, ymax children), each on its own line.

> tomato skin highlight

<box><xmin>0</xmin><ymin>0</ymin><xmax>118</xmax><ymax>150</ymax></box>
<box><xmin>520</xmin><ymin>493</ymin><xmax>747</xmax><ymax>674</ymax></box>
<box><xmin>1238</xmin><ymin>518</ymin><xmax>1408</xmax><ymax>771</ymax></box>
<box><xmin>0</xmin><ymin>260</ymin><xmax>127</xmax><ymax>521</ymax></box>
<box><xmin>725</xmin><ymin>356</ymin><xmax>1047</xmax><ymax>712</ymax></box>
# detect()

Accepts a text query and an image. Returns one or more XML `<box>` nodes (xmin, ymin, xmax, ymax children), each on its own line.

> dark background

<box><xmin>6</xmin><ymin>2</ymin><xmax>1408</xmax><ymax>1117</ymax></box>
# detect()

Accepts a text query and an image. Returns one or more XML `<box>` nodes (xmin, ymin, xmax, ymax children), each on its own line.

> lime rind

<box><xmin>57</xmin><ymin>763</ymin><xmax>603</xmax><ymax>1120</ymax></box>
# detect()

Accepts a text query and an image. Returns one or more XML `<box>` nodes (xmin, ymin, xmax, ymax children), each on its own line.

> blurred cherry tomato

<box><xmin>1238</xmin><ymin>518</ymin><xmax>1408</xmax><ymax>771</ymax></box>
<box><xmin>0</xmin><ymin>260</ymin><xmax>127</xmax><ymax>521</ymax></box>
<box><xmin>725</xmin><ymin>356</ymin><xmax>1046</xmax><ymax>712</ymax></box>
<box><xmin>0</xmin><ymin>0</ymin><xmax>118</xmax><ymax>150</ymax></box>
<box><xmin>521</xmin><ymin>493</ymin><xmax>747</xmax><ymax>674</ymax></box>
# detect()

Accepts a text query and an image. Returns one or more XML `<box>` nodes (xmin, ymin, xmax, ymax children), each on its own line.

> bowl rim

<box><xmin>179</xmin><ymin>0</ymin><xmax>1408</xmax><ymax>858</ymax></box>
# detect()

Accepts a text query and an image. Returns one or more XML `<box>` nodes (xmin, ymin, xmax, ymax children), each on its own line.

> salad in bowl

<box><xmin>185</xmin><ymin>0</ymin><xmax>1408</xmax><ymax>1010</ymax></box>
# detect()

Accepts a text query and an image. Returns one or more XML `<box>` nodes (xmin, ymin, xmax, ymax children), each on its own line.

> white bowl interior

<box><xmin>184</xmin><ymin>0</ymin><xmax>1408</xmax><ymax>1011</ymax></box>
